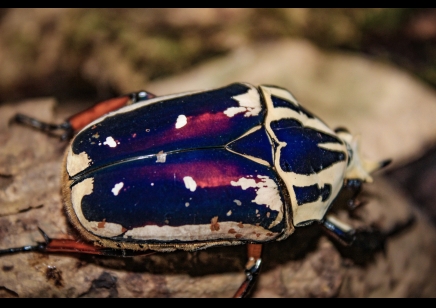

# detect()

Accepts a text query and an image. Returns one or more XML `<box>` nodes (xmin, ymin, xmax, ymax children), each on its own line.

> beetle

<box><xmin>1</xmin><ymin>83</ymin><xmax>389</xmax><ymax>297</ymax></box>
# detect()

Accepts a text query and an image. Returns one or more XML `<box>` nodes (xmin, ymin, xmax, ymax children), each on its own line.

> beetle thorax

<box><xmin>259</xmin><ymin>85</ymin><xmax>349</xmax><ymax>227</ymax></box>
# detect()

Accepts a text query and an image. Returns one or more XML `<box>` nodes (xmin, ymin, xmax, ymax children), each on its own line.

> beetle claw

<box><xmin>347</xmin><ymin>198</ymin><xmax>368</xmax><ymax>212</ymax></box>
<box><xmin>37</xmin><ymin>227</ymin><xmax>52</xmax><ymax>244</ymax></box>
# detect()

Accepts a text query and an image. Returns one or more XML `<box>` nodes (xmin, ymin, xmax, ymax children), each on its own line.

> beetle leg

<box><xmin>13</xmin><ymin>113</ymin><xmax>74</xmax><ymax>141</ymax></box>
<box><xmin>233</xmin><ymin>243</ymin><xmax>262</xmax><ymax>298</ymax></box>
<box><xmin>66</xmin><ymin>91</ymin><xmax>156</xmax><ymax>134</ymax></box>
<box><xmin>12</xmin><ymin>91</ymin><xmax>157</xmax><ymax>140</ymax></box>
<box><xmin>0</xmin><ymin>228</ymin><xmax>153</xmax><ymax>258</ymax></box>
<box><xmin>343</xmin><ymin>179</ymin><xmax>364</xmax><ymax>211</ymax></box>
<box><xmin>322</xmin><ymin>214</ymin><xmax>385</xmax><ymax>251</ymax></box>
<box><xmin>321</xmin><ymin>215</ymin><xmax>356</xmax><ymax>246</ymax></box>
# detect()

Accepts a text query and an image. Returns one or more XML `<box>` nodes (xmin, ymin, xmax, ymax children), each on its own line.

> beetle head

<box><xmin>335</xmin><ymin>129</ymin><xmax>391</xmax><ymax>183</ymax></box>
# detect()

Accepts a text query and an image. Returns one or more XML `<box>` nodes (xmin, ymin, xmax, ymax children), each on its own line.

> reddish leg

<box><xmin>0</xmin><ymin>228</ymin><xmax>152</xmax><ymax>257</ymax></box>
<box><xmin>233</xmin><ymin>243</ymin><xmax>263</xmax><ymax>298</ymax></box>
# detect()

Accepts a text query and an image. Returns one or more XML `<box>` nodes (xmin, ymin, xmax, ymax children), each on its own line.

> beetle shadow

<box><xmin>317</xmin><ymin>185</ymin><xmax>416</xmax><ymax>265</ymax></box>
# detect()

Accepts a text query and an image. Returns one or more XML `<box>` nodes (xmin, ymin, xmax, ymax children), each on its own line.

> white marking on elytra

<box><xmin>224</xmin><ymin>86</ymin><xmax>262</xmax><ymax>118</ymax></box>
<box><xmin>224</xmin><ymin>107</ymin><xmax>246</xmax><ymax>117</ymax></box>
<box><xmin>183</xmin><ymin>176</ymin><xmax>197</xmax><ymax>192</ymax></box>
<box><xmin>185</xmin><ymin>202</ymin><xmax>190</xmax><ymax>207</ymax></box>
<box><xmin>151</xmin><ymin>183</ymin><xmax>154</xmax><ymax>186</ymax></box>
<box><xmin>111</xmin><ymin>182</ymin><xmax>124</xmax><ymax>196</ymax></box>
<box><xmin>226</xmin><ymin>210</ymin><xmax>232</xmax><ymax>216</ymax></box>
<box><xmin>156</xmin><ymin>151</ymin><xmax>167</xmax><ymax>163</ymax></box>
<box><xmin>103</xmin><ymin>136</ymin><xmax>117</xmax><ymax>148</ymax></box>
<box><xmin>175</xmin><ymin>114</ymin><xmax>187</xmax><ymax>129</ymax></box>
<box><xmin>234</xmin><ymin>199</ymin><xmax>242</xmax><ymax>206</ymax></box>
<box><xmin>230</xmin><ymin>175</ymin><xmax>282</xmax><ymax>212</ymax></box>
<box><xmin>231</xmin><ymin>175</ymin><xmax>283</xmax><ymax>228</ymax></box>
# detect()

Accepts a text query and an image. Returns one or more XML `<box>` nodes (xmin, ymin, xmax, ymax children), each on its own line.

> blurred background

<box><xmin>1</xmin><ymin>8</ymin><xmax>436</xmax><ymax>297</ymax></box>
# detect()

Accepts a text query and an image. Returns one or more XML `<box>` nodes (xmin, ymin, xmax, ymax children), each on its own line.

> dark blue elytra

<box><xmin>70</xmin><ymin>83</ymin><xmax>347</xmax><ymax>235</ymax></box>
<box><xmin>71</xmin><ymin>84</ymin><xmax>266</xmax><ymax>178</ymax></box>
<box><xmin>79</xmin><ymin>149</ymin><xmax>285</xmax><ymax>233</ymax></box>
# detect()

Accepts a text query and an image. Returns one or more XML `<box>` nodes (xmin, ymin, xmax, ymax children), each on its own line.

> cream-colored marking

<box><xmin>183</xmin><ymin>176</ymin><xmax>197</xmax><ymax>192</ymax></box>
<box><xmin>260</xmin><ymin>85</ymin><xmax>348</xmax><ymax>227</ymax></box>
<box><xmin>271</xmin><ymin>107</ymin><xmax>333</xmax><ymax>136</ymax></box>
<box><xmin>325</xmin><ymin>215</ymin><xmax>353</xmax><ymax>232</ymax></box>
<box><xmin>66</xmin><ymin>149</ymin><xmax>91</xmax><ymax>177</ymax></box>
<box><xmin>317</xmin><ymin>143</ymin><xmax>345</xmax><ymax>153</ymax></box>
<box><xmin>223</xmin><ymin>85</ymin><xmax>262</xmax><ymax>118</ymax></box>
<box><xmin>226</xmin><ymin>210</ymin><xmax>232</xmax><ymax>216</ymax></box>
<box><xmin>103</xmin><ymin>136</ymin><xmax>117</xmax><ymax>148</ymax></box>
<box><xmin>185</xmin><ymin>202</ymin><xmax>190</xmax><ymax>207</ymax></box>
<box><xmin>231</xmin><ymin>175</ymin><xmax>283</xmax><ymax>228</ymax></box>
<box><xmin>226</xmin><ymin>148</ymin><xmax>270</xmax><ymax>167</ymax></box>
<box><xmin>156</xmin><ymin>151</ymin><xmax>167</xmax><ymax>163</ymax></box>
<box><xmin>252</xmin><ymin>176</ymin><xmax>282</xmax><ymax>212</ymax></box>
<box><xmin>123</xmin><ymin>221</ymin><xmax>279</xmax><ymax>242</ymax></box>
<box><xmin>234</xmin><ymin>199</ymin><xmax>242</xmax><ymax>206</ymax></box>
<box><xmin>151</xmin><ymin>183</ymin><xmax>154</xmax><ymax>186</ymax></box>
<box><xmin>92</xmin><ymin>221</ymin><xmax>123</xmax><ymax>235</ymax></box>
<box><xmin>230</xmin><ymin>176</ymin><xmax>282</xmax><ymax>212</ymax></box>
<box><xmin>71</xmin><ymin>178</ymin><xmax>103</xmax><ymax>234</ymax></box>
<box><xmin>229</xmin><ymin>125</ymin><xmax>262</xmax><ymax>141</ymax></box>
<box><xmin>175</xmin><ymin>114</ymin><xmax>187</xmax><ymax>129</ymax></box>
<box><xmin>111</xmin><ymin>182</ymin><xmax>124</xmax><ymax>196</ymax></box>
<box><xmin>265</xmin><ymin>87</ymin><xmax>299</xmax><ymax>105</ymax></box>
